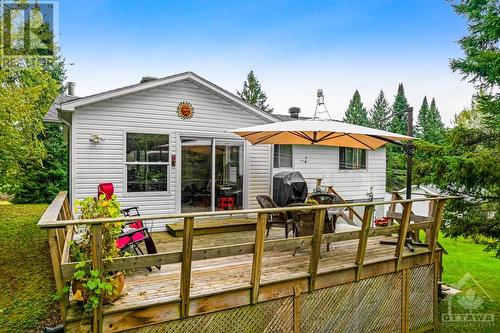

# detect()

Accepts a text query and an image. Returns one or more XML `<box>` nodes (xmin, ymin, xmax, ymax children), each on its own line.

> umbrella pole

<box><xmin>405</xmin><ymin>107</ymin><xmax>414</xmax><ymax>200</ymax></box>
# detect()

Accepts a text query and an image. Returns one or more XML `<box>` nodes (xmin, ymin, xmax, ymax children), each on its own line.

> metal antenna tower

<box><xmin>312</xmin><ymin>89</ymin><xmax>333</xmax><ymax>120</ymax></box>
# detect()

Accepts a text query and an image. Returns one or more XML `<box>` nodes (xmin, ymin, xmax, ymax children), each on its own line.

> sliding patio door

<box><xmin>181</xmin><ymin>137</ymin><xmax>212</xmax><ymax>213</ymax></box>
<box><xmin>215</xmin><ymin>140</ymin><xmax>243</xmax><ymax>211</ymax></box>
<box><xmin>181</xmin><ymin>137</ymin><xmax>244</xmax><ymax>213</ymax></box>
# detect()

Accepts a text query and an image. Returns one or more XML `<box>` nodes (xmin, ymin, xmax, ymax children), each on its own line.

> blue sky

<box><xmin>59</xmin><ymin>0</ymin><xmax>474</xmax><ymax>124</ymax></box>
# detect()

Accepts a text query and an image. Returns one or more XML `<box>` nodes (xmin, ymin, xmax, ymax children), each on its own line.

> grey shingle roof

<box><xmin>44</xmin><ymin>94</ymin><xmax>80</xmax><ymax>122</ymax></box>
<box><xmin>273</xmin><ymin>113</ymin><xmax>311</xmax><ymax>121</ymax></box>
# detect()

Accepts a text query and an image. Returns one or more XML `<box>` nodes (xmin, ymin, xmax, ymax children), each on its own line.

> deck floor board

<box><xmin>65</xmin><ymin>228</ymin><xmax>425</xmax><ymax>319</ymax></box>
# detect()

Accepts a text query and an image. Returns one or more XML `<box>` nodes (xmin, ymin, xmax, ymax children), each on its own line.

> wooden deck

<box><xmin>39</xmin><ymin>192</ymin><xmax>455</xmax><ymax>332</ymax></box>
<box><xmin>66</xmin><ymin>228</ymin><xmax>431</xmax><ymax>326</ymax></box>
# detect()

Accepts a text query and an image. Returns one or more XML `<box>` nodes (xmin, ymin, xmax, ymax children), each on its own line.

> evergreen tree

<box><xmin>369</xmin><ymin>90</ymin><xmax>390</xmax><ymax>130</ymax></box>
<box><xmin>426</xmin><ymin>98</ymin><xmax>445</xmax><ymax>142</ymax></box>
<box><xmin>237</xmin><ymin>70</ymin><xmax>273</xmax><ymax>113</ymax></box>
<box><xmin>389</xmin><ymin>84</ymin><xmax>409</xmax><ymax>135</ymax></box>
<box><xmin>416</xmin><ymin>97</ymin><xmax>445</xmax><ymax>143</ymax></box>
<box><xmin>386</xmin><ymin>84</ymin><xmax>410</xmax><ymax>192</ymax></box>
<box><xmin>415</xmin><ymin>0</ymin><xmax>500</xmax><ymax>255</ymax></box>
<box><xmin>342</xmin><ymin>90</ymin><xmax>370</xmax><ymax>126</ymax></box>
<box><xmin>416</xmin><ymin>96</ymin><xmax>430</xmax><ymax>138</ymax></box>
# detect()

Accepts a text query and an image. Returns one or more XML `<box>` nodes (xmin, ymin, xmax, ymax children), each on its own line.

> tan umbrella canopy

<box><xmin>231</xmin><ymin>119</ymin><xmax>414</xmax><ymax>150</ymax></box>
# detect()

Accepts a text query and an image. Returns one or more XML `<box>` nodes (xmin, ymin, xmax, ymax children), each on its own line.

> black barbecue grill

<box><xmin>272</xmin><ymin>171</ymin><xmax>308</xmax><ymax>207</ymax></box>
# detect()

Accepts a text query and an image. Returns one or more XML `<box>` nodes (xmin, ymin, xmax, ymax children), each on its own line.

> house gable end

<box><xmin>60</xmin><ymin>72</ymin><xmax>278</xmax><ymax>124</ymax></box>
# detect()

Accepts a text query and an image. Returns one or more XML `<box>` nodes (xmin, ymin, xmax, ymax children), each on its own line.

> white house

<box><xmin>48</xmin><ymin>72</ymin><xmax>387</xmax><ymax>229</ymax></box>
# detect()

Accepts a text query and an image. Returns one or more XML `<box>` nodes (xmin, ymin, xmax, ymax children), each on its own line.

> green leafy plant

<box><xmin>65</xmin><ymin>194</ymin><xmax>125</xmax><ymax>314</ymax></box>
<box><xmin>72</xmin><ymin>262</ymin><xmax>114</xmax><ymax>313</ymax></box>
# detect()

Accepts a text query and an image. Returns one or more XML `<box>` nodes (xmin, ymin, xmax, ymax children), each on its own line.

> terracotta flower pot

<box><xmin>105</xmin><ymin>271</ymin><xmax>125</xmax><ymax>303</ymax></box>
<box><xmin>72</xmin><ymin>272</ymin><xmax>125</xmax><ymax>304</ymax></box>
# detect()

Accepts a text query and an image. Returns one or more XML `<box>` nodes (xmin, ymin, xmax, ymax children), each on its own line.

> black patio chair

<box><xmin>309</xmin><ymin>193</ymin><xmax>341</xmax><ymax>233</ymax></box>
<box><xmin>256</xmin><ymin>195</ymin><xmax>295</xmax><ymax>238</ymax></box>
<box><xmin>98</xmin><ymin>183</ymin><xmax>160</xmax><ymax>272</ymax></box>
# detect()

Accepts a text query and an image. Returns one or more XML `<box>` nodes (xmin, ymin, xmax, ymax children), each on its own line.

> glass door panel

<box><xmin>215</xmin><ymin>140</ymin><xmax>243</xmax><ymax>211</ymax></box>
<box><xmin>181</xmin><ymin>137</ymin><xmax>212</xmax><ymax>213</ymax></box>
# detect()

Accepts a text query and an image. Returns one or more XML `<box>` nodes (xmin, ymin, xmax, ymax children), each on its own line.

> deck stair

<box><xmin>166</xmin><ymin>217</ymin><xmax>256</xmax><ymax>237</ymax></box>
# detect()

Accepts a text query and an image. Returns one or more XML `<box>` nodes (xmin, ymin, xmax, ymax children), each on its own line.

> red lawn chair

<box><xmin>98</xmin><ymin>183</ymin><xmax>160</xmax><ymax>271</ymax></box>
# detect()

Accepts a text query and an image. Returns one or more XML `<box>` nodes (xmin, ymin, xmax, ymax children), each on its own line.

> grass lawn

<box><xmin>0</xmin><ymin>204</ymin><xmax>61</xmax><ymax>332</ymax></box>
<box><xmin>438</xmin><ymin>235</ymin><xmax>499</xmax><ymax>332</ymax></box>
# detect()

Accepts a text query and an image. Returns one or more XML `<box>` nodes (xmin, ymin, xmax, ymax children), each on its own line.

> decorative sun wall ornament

<box><xmin>177</xmin><ymin>101</ymin><xmax>194</xmax><ymax>119</ymax></box>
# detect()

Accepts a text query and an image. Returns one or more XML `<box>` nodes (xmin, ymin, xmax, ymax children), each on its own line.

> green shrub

<box><xmin>13</xmin><ymin>123</ymin><xmax>68</xmax><ymax>204</ymax></box>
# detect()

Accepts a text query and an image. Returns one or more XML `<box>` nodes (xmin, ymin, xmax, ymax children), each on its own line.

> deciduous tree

<box><xmin>0</xmin><ymin>62</ymin><xmax>60</xmax><ymax>195</ymax></box>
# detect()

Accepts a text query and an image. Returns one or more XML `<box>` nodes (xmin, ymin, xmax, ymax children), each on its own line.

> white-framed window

<box><xmin>125</xmin><ymin>133</ymin><xmax>170</xmax><ymax>192</ymax></box>
<box><xmin>339</xmin><ymin>147</ymin><xmax>367</xmax><ymax>170</ymax></box>
<box><xmin>274</xmin><ymin>144</ymin><xmax>293</xmax><ymax>168</ymax></box>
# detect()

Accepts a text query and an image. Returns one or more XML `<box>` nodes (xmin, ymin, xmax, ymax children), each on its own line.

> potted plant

<box><xmin>69</xmin><ymin>194</ymin><xmax>126</xmax><ymax>313</ymax></box>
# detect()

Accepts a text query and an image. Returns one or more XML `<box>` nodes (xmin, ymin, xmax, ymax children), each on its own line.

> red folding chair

<box><xmin>98</xmin><ymin>183</ymin><xmax>160</xmax><ymax>271</ymax></box>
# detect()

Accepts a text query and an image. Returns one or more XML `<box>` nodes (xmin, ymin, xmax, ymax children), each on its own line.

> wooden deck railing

<box><xmin>38</xmin><ymin>192</ymin><xmax>457</xmax><ymax>332</ymax></box>
<box><xmin>37</xmin><ymin>191</ymin><xmax>74</xmax><ymax>320</ymax></box>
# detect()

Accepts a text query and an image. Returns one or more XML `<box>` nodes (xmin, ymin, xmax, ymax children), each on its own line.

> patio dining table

<box><xmin>285</xmin><ymin>202</ymin><xmax>336</xmax><ymax>251</ymax></box>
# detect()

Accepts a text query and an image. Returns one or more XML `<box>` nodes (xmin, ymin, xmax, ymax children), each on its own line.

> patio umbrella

<box><xmin>231</xmin><ymin>119</ymin><xmax>414</xmax><ymax>150</ymax></box>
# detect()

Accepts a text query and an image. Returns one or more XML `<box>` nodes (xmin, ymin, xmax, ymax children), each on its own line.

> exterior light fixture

<box><xmin>89</xmin><ymin>134</ymin><xmax>104</xmax><ymax>144</ymax></box>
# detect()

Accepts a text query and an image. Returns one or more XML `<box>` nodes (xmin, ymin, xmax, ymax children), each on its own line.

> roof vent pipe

<box><xmin>289</xmin><ymin>107</ymin><xmax>300</xmax><ymax>119</ymax></box>
<box><xmin>67</xmin><ymin>82</ymin><xmax>75</xmax><ymax>96</ymax></box>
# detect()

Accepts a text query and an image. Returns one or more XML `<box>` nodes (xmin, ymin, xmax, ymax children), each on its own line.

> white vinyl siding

<box><xmin>272</xmin><ymin>145</ymin><xmax>386</xmax><ymax>202</ymax></box>
<box><xmin>72</xmin><ymin>79</ymin><xmax>272</xmax><ymax>230</ymax></box>
<box><xmin>70</xmin><ymin>77</ymin><xmax>388</xmax><ymax>229</ymax></box>
<box><xmin>248</xmin><ymin>144</ymin><xmax>273</xmax><ymax>209</ymax></box>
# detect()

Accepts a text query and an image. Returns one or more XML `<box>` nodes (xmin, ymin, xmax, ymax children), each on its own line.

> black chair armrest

<box><xmin>123</xmin><ymin>220</ymin><xmax>143</xmax><ymax>226</ymax></box>
<box><xmin>121</xmin><ymin>206</ymin><xmax>139</xmax><ymax>213</ymax></box>
<box><xmin>118</xmin><ymin>227</ymin><xmax>148</xmax><ymax>238</ymax></box>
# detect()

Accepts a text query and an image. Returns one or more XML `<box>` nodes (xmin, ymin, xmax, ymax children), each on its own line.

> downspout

<box><xmin>57</xmin><ymin>108</ymin><xmax>72</xmax><ymax>204</ymax></box>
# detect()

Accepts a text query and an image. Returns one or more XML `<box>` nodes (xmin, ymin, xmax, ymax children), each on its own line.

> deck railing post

<box><xmin>308</xmin><ymin>208</ymin><xmax>326</xmax><ymax>291</ymax></box>
<box><xmin>91</xmin><ymin>223</ymin><xmax>103</xmax><ymax>333</ymax></box>
<box><xmin>355</xmin><ymin>205</ymin><xmax>375</xmax><ymax>280</ymax></box>
<box><xmin>180</xmin><ymin>217</ymin><xmax>194</xmax><ymax>318</ymax></box>
<box><xmin>59</xmin><ymin>197</ymin><xmax>72</xmax><ymax>323</ymax></box>
<box><xmin>387</xmin><ymin>192</ymin><xmax>399</xmax><ymax>226</ymax></box>
<box><xmin>47</xmin><ymin>228</ymin><xmax>65</xmax><ymax>292</ymax></box>
<box><xmin>293</xmin><ymin>285</ymin><xmax>302</xmax><ymax>333</ymax></box>
<box><xmin>428</xmin><ymin>199</ymin><xmax>446</xmax><ymax>263</ymax></box>
<box><xmin>425</xmin><ymin>199</ymin><xmax>436</xmax><ymax>243</ymax></box>
<box><xmin>250</xmin><ymin>212</ymin><xmax>267</xmax><ymax>304</ymax></box>
<box><xmin>395</xmin><ymin>202</ymin><xmax>412</xmax><ymax>271</ymax></box>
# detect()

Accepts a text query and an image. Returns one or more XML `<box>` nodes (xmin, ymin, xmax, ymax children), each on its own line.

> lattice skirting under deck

<box><xmin>125</xmin><ymin>264</ymin><xmax>435</xmax><ymax>333</ymax></box>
